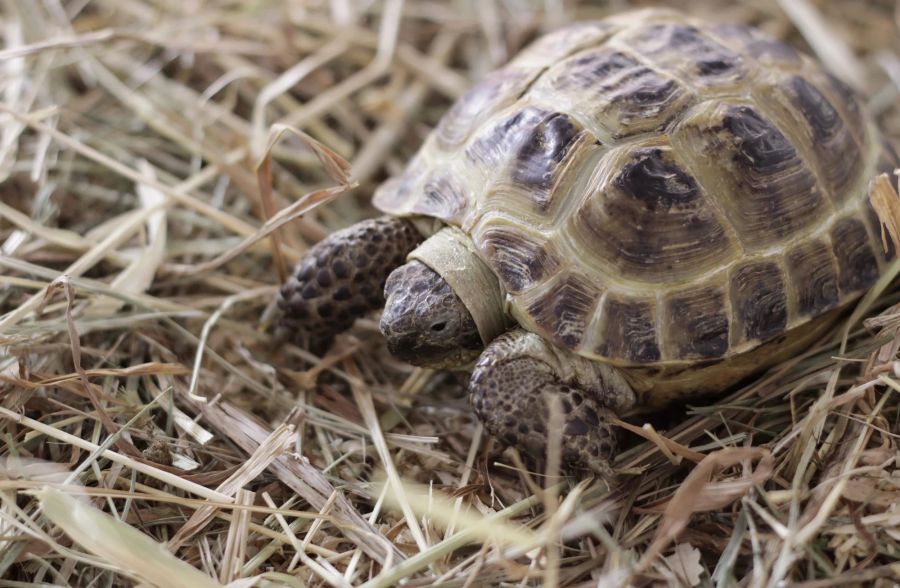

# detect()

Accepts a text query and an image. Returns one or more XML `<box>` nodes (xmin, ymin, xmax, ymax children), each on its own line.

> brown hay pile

<box><xmin>2</xmin><ymin>1</ymin><xmax>900</xmax><ymax>586</ymax></box>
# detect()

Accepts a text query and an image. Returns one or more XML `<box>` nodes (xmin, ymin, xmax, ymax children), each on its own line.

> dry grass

<box><xmin>2</xmin><ymin>0</ymin><xmax>900</xmax><ymax>586</ymax></box>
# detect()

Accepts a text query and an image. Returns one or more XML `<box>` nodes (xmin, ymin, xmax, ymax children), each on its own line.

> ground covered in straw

<box><xmin>2</xmin><ymin>0</ymin><xmax>900</xmax><ymax>586</ymax></box>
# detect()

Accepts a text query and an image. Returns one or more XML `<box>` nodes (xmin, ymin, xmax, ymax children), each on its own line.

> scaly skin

<box><xmin>278</xmin><ymin>216</ymin><xmax>422</xmax><ymax>353</ymax></box>
<box><xmin>381</xmin><ymin>260</ymin><xmax>483</xmax><ymax>369</ymax></box>
<box><xmin>469</xmin><ymin>329</ymin><xmax>635</xmax><ymax>476</ymax></box>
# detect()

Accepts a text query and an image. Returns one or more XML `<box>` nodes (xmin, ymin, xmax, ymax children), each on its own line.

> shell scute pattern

<box><xmin>672</xmin><ymin>102</ymin><xmax>828</xmax><ymax>249</ymax></box>
<box><xmin>374</xmin><ymin>9</ymin><xmax>891</xmax><ymax>366</ymax></box>
<box><xmin>596</xmin><ymin>295</ymin><xmax>661</xmax><ymax>363</ymax></box>
<box><xmin>621</xmin><ymin>22</ymin><xmax>748</xmax><ymax>86</ymax></box>
<box><xmin>729</xmin><ymin>260</ymin><xmax>789</xmax><ymax>344</ymax></box>
<box><xmin>568</xmin><ymin>144</ymin><xmax>735</xmax><ymax>281</ymax></box>
<box><xmin>830</xmin><ymin>217</ymin><xmax>880</xmax><ymax>295</ymax></box>
<box><xmin>466</xmin><ymin>106</ymin><xmax>549</xmax><ymax>169</ymax></box>
<box><xmin>783</xmin><ymin>75</ymin><xmax>864</xmax><ymax>203</ymax></box>
<box><xmin>507</xmin><ymin>112</ymin><xmax>586</xmax><ymax>210</ymax></box>
<box><xmin>785</xmin><ymin>240</ymin><xmax>841</xmax><ymax>317</ymax></box>
<box><xmin>526</xmin><ymin>271</ymin><xmax>600</xmax><ymax>350</ymax></box>
<box><xmin>435</xmin><ymin>69</ymin><xmax>537</xmax><ymax>150</ymax></box>
<box><xmin>528</xmin><ymin>46</ymin><xmax>693</xmax><ymax>139</ymax></box>
<box><xmin>664</xmin><ymin>284</ymin><xmax>730</xmax><ymax>360</ymax></box>
<box><xmin>478</xmin><ymin>225</ymin><xmax>562</xmax><ymax>294</ymax></box>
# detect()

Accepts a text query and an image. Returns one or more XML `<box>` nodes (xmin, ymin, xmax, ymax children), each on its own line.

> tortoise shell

<box><xmin>374</xmin><ymin>8</ymin><xmax>899</xmax><ymax>366</ymax></box>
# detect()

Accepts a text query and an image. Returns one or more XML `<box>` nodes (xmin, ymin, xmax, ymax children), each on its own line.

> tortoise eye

<box><xmin>430</xmin><ymin>322</ymin><xmax>447</xmax><ymax>332</ymax></box>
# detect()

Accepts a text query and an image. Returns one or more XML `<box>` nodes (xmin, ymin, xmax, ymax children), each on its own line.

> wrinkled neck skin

<box><xmin>380</xmin><ymin>226</ymin><xmax>508</xmax><ymax>369</ymax></box>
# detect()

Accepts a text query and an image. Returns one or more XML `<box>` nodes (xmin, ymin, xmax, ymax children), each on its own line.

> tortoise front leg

<box><xmin>278</xmin><ymin>216</ymin><xmax>423</xmax><ymax>353</ymax></box>
<box><xmin>469</xmin><ymin>329</ymin><xmax>635</xmax><ymax>476</ymax></box>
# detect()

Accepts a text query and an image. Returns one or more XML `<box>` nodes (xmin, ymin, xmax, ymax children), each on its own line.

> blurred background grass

<box><xmin>1</xmin><ymin>1</ymin><xmax>900</xmax><ymax>586</ymax></box>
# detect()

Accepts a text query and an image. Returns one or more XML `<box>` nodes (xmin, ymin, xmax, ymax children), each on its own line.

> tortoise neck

<box><xmin>407</xmin><ymin>226</ymin><xmax>508</xmax><ymax>345</ymax></box>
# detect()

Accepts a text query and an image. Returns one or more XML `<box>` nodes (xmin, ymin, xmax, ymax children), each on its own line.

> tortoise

<box><xmin>279</xmin><ymin>8</ymin><xmax>900</xmax><ymax>474</ymax></box>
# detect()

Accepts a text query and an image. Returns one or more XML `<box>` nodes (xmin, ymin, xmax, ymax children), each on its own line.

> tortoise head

<box><xmin>380</xmin><ymin>260</ymin><xmax>483</xmax><ymax>369</ymax></box>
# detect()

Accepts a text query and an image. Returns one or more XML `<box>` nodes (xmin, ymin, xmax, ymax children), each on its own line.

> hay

<box><xmin>2</xmin><ymin>0</ymin><xmax>900</xmax><ymax>586</ymax></box>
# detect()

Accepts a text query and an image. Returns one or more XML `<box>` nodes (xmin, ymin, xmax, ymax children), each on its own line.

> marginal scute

<box><xmin>466</xmin><ymin>106</ymin><xmax>548</xmax><ymax>169</ymax></box>
<box><xmin>571</xmin><ymin>144</ymin><xmax>734</xmax><ymax>280</ymax></box>
<box><xmin>372</xmin><ymin>156</ymin><xmax>426</xmax><ymax>216</ymax></box>
<box><xmin>831</xmin><ymin>217</ymin><xmax>880</xmax><ymax>295</ymax></box>
<box><xmin>436</xmin><ymin>69</ymin><xmax>534</xmax><ymax>149</ymax></box>
<box><xmin>824</xmin><ymin>73</ymin><xmax>866</xmax><ymax>141</ymax></box>
<box><xmin>597</xmin><ymin>295</ymin><xmax>660</xmax><ymax>363</ymax></box>
<box><xmin>417</xmin><ymin>172</ymin><xmax>469</xmax><ymax>223</ymax></box>
<box><xmin>786</xmin><ymin>75</ymin><xmax>862</xmax><ymax>202</ymax></box>
<box><xmin>478</xmin><ymin>226</ymin><xmax>560</xmax><ymax>294</ymax></box>
<box><xmin>527</xmin><ymin>273</ymin><xmax>599</xmax><ymax>349</ymax></box>
<box><xmin>664</xmin><ymin>286</ymin><xmax>729</xmax><ymax>359</ymax></box>
<box><xmin>730</xmin><ymin>261</ymin><xmax>788</xmax><ymax>343</ymax></box>
<box><xmin>509</xmin><ymin>112</ymin><xmax>584</xmax><ymax>209</ymax></box>
<box><xmin>785</xmin><ymin>240</ymin><xmax>840</xmax><ymax>317</ymax></box>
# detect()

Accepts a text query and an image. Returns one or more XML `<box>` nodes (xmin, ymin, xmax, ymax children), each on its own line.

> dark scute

<box><xmin>824</xmin><ymin>72</ymin><xmax>868</xmax><ymax>147</ymax></box>
<box><xmin>826</xmin><ymin>73</ymin><xmax>864</xmax><ymax>123</ymax></box>
<box><xmin>480</xmin><ymin>228</ymin><xmax>560</xmax><ymax>293</ymax></box>
<box><xmin>546</xmin><ymin>47</ymin><xmax>687</xmax><ymax>136</ymax></box>
<box><xmin>786</xmin><ymin>76</ymin><xmax>862</xmax><ymax>201</ymax></box>
<box><xmin>723</xmin><ymin>106</ymin><xmax>794</xmax><ymax>170</ymax></box>
<box><xmin>666</xmin><ymin>287</ymin><xmax>729</xmax><ymax>359</ymax></box>
<box><xmin>597</xmin><ymin>296</ymin><xmax>661</xmax><ymax>362</ymax></box>
<box><xmin>831</xmin><ymin>217</ymin><xmax>880</xmax><ymax>294</ymax></box>
<box><xmin>466</xmin><ymin>106</ymin><xmax>547</xmax><ymax>169</ymax></box>
<box><xmin>730</xmin><ymin>261</ymin><xmax>788</xmax><ymax>342</ymax></box>
<box><xmin>631</xmin><ymin>77</ymin><xmax>678</xmax><ymax>106</ymax></box>
<box><xmin>630</xmin><ymin>23</ymin><xmax>742</xmax><ymax>78</ymax></box>
<box><xmin>574</xmin><ymin>145</ymin><xmax>732</xmax><ymax>279</ymax></box>
<box><xmin>527</xmin><ymin>273</ymin><xmax>598</xmax><ymax>349</ymax></box>
<box><xmin>511</xmin><ymin>113</ymin><xmax>582</xmax><ymax>208</ymax></box>
<box><xmin>789</xmin><ymin>76</ymin><xmax>841</xmax><ymax>142</ymax></box>
<box><xmin>558</xmin><ymin>49</ymin><xmax>677</xmax><ymax>105</ymax></box>
<box><xmin>714</xmin><ymin>105</ymin><xmax>825</xmax><ymax>241</ymax></box>
<box><xmin>615</xmin><ymin>147</ymin><xmax>699</xmax><ymax>209</ymax></box>
<box><xmin>566</xmin><ymin>49</ymin><xmax>638</xmax><ymax>85</ymax></box>
<box><xmin>786</xmin><ymin>241</ymin><xmax>840</xmax><ymax>317</ymax></box>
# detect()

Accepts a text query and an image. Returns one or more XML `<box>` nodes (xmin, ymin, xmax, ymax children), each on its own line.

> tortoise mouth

<box><xmin>382</xmin><ymin>326</ymin><xmax>482</xmax><ymax>369</ymax></box>
<box><xmin>387</xmin><ymin>334</ymin><xmax>481</xmax><ymax>369</ymax></box>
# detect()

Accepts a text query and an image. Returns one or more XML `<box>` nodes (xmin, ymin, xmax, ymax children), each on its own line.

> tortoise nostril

<box><xmin>430</xmin><ymin>321</ymin><xmax>447</xmax><ymax>332</ymax></box>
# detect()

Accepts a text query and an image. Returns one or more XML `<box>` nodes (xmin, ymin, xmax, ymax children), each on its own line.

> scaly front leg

<box><xmin>469</xmin><ymin>329</ymin><xmax>635</xmax><ymax>476</ymax></box>
<box><xmin>278</xmin><ymin>216</ymin><xmax>423</xmax><ymax>353</ymax></box>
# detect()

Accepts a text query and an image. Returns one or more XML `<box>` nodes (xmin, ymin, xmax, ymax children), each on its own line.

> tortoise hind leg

<box><xmin>469</xmin><ymin>329</ymin><xmax>635</xmax><ymax>476</ymax></box>
<box><xmin>278</xmin><ymin>216</ymin><xmax>422</xmax><ymax>353</ymax></box>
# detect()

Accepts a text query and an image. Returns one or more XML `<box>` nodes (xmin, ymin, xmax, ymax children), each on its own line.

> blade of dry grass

<box><xmin>36</xmin><ymin>486</ymin><xmax>223</xmax><ymax>588</ymax></box>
